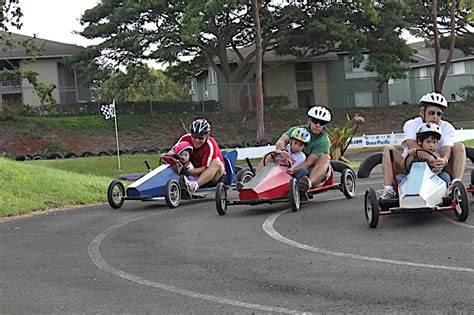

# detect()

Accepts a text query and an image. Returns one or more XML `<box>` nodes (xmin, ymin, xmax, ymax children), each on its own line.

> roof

<box><xmin>408</xmin><ymin>41</ymin><xmax>473</xmax><ymax>68</ymax></box>
<box><xmin>217</xmin><ymin>45</ymin><xmax>339</xmax><ymax>65</ymax></box>
<box><xmin>0</xmin><ymin>32</ymin><xmax>83</xmax><ymax>60</ymax></box>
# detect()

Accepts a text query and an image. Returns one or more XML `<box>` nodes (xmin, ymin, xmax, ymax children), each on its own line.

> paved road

<box><xmin>1</xmin><ymin>166</ymin><xmax>473</xmax><ymax>313</ymax></box>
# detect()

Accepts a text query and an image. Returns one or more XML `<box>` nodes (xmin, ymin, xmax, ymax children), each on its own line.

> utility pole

<box><xmin>254</xmin><ymin>0</ymin><xmax>265</xmax><ymax>140</ymax></box>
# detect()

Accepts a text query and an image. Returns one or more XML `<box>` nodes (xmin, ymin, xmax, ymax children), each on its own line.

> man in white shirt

<box><xmin>379</xmin><ymin>92</ymin><xmax>466</xmax><ymax>200</ymax></box>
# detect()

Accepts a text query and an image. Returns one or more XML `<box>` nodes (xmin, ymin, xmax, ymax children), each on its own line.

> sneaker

<box><xmin>379</xmin><ymin>189</ymin><xmax>396</xmax><ymax>200</ymax></box>
<box><xmin>298</xmin><ymin>176</ymin><xmax>311</xmax><ymax>192</ymax></box>
<box><xmin>236</xmin><ymin>181</ymin><xmax>244</xmax><ymax>191</ymax></box>
<box><xmin>181</xmin><ymin>176</ymin><xmax>199</xmax><ymax>193</ymax></box>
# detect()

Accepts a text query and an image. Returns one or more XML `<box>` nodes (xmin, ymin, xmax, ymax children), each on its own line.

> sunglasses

<box><xmin>428</xmin><ymin>110</ymin><xmax>443</xmax><ymax>117</ymax></box>
<box><xmin>310</xmin><ymin>118</ymin><xmax>328</xmax><ymax>126</ymax></box>
<box><xmin>191</xmin><ymin>134</ymin><xmax>206</xmax><ymax>140</ymax></box>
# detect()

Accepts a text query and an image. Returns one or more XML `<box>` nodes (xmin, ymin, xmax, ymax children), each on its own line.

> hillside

<box><xmin>1</xmin><ymin>102</ymin><xmax>473</xmax><ymax>158</ymax></box>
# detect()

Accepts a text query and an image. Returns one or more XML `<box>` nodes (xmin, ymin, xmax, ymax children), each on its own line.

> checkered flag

<box><xmin>100</xmin><ymin>103</ymin><xmax>116</xmax><ymax>119</ymax></box>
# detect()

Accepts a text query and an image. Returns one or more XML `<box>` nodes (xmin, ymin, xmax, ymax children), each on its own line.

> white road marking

<box><xmin>88</xmin><ymin>210</ymin><xmax>308</xmax><ymax>314</ymax></box>
<box><xmin>263</xmin><ymin>210</ymin><xmax>474</xmax><ymax>273</ymax></box>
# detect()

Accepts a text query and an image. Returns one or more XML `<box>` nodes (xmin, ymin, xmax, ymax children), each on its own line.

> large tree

<box><xmin>406</xmin><ymin>0</ymin><xmax>474</xmax><ymax>92</ymax></box>
<box><xmin>78</xmin><ymin>0</ymin><xmax>416</xmax><ymax>112</ymax></box>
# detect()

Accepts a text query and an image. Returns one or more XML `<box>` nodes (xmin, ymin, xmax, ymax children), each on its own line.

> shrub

<box><xmin>265</xmin><ymin>95</ymin><xmax>290</xmax><ymax>109</ymax></box>
<box><xmin>458</xmin><ymin>85</ymin><xmax>474</xmax><ymax>101</ymax></box>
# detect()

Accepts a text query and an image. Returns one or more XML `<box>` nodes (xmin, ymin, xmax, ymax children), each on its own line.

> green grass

<box><xmin>462</xmin><ymin>139</ymin><xmax>474</xmax><ymax>147</ymax></box>
<box><xmin>0</xmin><ymin>157</ymin><xmax>111</xmax><ymax>217</ymax></box>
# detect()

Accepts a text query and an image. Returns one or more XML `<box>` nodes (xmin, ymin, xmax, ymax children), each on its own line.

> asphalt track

<box><xmin>1</xmin><ymin>165</ymin><xmax>473</xmax><ymax>313</ymax></box>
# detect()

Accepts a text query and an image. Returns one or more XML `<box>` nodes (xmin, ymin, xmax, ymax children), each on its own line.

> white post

<box><xmin>113</xmin><ymin>99</ymin><xmax>121</xmax><ymax>170</ymax></box>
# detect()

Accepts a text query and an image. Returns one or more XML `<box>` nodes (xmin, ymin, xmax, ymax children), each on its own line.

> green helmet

<box><xmin>290</xmin><ymin>127</ymin><xmax>311</xmax><ymax>144</ymax></box>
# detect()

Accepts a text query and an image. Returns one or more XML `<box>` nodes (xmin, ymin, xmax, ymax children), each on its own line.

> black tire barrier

<box><xmin>145</xmin><ymin>148</ymin><xmax>159</xmax><ymax>153</ymax></box>
<box><xmin>98</xmin><ymin>151</ymin><xmax>112</xmax><ymax>156</ymax></box>
<box><xmin>80</xmin><ymin>151</ymin><xmax>96</xmax><ymax>157</ymax></box>
<box><xmin>46</xmin><ymin>152</ymin><xmax>64</xmax><ymax>160</ymax></box>
<box><xmin>32</xmin><ymin>154</ymin><xmax>46</xmax><ymax>160</ymax></box>
<box><xmin>112</xmin><ymin>149</ymin><xmax>128</xmax><ymax>155</ymax></box>
<box><xmin>330</xmin><ymin>160</ymin><xmax>351</xmax><ymax>173</ymax></box>
<box><xmin>466</xmin><ymin>146</ymin><xmax>474</xmax><ymax>163</ymax></box>
<box><xmin>64</xmin><ymin>152</ymin><xmax>78</xmax><ymax>158</ymax></box>
<box><xmin>357</xmin><ymin>152</ymin><xmax>383</xmax><ymax>178</ymax></box>
<box><xmin>15</xmin><ymin>155</ymin><xmax>28</xmax><ymax>161</ymax></box>
<box><xmin>160</xmin><ymin>147</ymin><xmax>171</xmax><ymax>153</ymax></box>
<box><xmin>129</xmin><ymin>149</ymin><xmax>144</xmax><ymax>155</ymax></box>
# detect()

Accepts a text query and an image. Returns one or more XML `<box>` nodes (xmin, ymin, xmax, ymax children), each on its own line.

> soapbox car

<box><xmin>214</xmin><ymin>151</ymin><xmax>357</xmax><ymax>215</ymax></box>
<box><xmin>107</xmin><ymin>150</ymin><xmax>237</xmax><ymax>209</ymax></box>
<box><xmin>364</xmin><ymin>149</ymin><xmax>469</xmax><ymax>228</ymax></box>
<box><xmin>468</xmin><ymin>168</ymin><xmax>474</xmax><ymax>196</ymax></box>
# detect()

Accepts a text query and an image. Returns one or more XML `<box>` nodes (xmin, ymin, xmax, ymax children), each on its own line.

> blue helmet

<box><xmin>290</xmin><ymin>127</ymin><xmax>311</xmax><ymax>144</ymax></box>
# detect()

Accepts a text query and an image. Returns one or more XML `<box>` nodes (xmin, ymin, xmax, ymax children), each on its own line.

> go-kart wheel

<box><xmin>470</xmin><ymin>169</ymin><xmax>474</xmax><ymax>196</ymax></box>
<box><xmin>289</xmin><ymin>178</ymin><xmax>301</xmax><ymax>212</ymax></box>
<box><xmin>451</xmin><ymin>181</ymin><xmax>469</xmax><ymax>222</ymax></box>
<box><xmin>235</xmin><ymin>168</ymin><xmax>254</xmax><ymax>186</ymax></box>
<box><xmin>165</xmin><ymin>179</ymin><xmax>181</xmax><ymax>208</ymax></box>
<box><xmin>107</xmin><ymin>180</ymin><xmax>125</xmax><ymax>209</ymax></box>
<box><xmin>365</xmin><ymin>188</ymin><xmax>380</xmax><ymax>228</ymax></box>
<box><xmin>215</xmin><ymin>182</ymin><xmax>228</xmax><ymax>215</ymax></box>
<box><xmin>341</xmin><ymin>168</ymin><xmax>356</xmax><ymax>199</ymax></box>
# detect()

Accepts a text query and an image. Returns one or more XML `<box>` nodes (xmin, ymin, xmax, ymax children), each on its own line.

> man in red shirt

<box><xmin>170</xmin><ymin>118</ymin><xmax>225</xmax><ymax>193</ymax></box>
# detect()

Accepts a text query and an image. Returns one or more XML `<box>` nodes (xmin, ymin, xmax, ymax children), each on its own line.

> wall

<box><xmin>20</xmin><ymin>58</ymin><xmax>60</xmax><ymax>106</ymax></box>
<box><xmin>263</xmin><ymin>62</ymin><xmax>297</xmax><ymax>108</ymax></box>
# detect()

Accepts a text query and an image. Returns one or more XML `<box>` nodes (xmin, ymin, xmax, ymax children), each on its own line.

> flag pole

<box><xmin>113</xmin><ymin>99</ymin><xmax>121</xmax><ymax>170</ymax></box>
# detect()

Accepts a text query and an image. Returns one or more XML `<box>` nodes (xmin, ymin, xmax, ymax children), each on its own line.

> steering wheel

<box><xmin>160</xmin><ymin>154</ymin><xmax>183</xmax><ymax>167</ymax></box>
<box><xmin>404</xmin><ymin>149</ymin><xmax>438</xmax><ymax>173</ymax></box>
<box><xmin>263</xmin><ymin>151</ymin><xmax>292</xmax><ymax>168</ymax></box>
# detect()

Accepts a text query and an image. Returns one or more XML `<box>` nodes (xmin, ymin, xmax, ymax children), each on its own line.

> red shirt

<box><xmin>176</xmin><ymin>134</ymin><xmax>224</xmax><ymax>168</ymax></box>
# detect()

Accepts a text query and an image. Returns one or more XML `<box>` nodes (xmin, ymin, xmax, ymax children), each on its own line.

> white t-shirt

<box><xmin>402</xmin><ymin>117</ymin><xmax>455</xmax><ymax>156</ymax></box>
<box><xmin>285</xmin><ymin>143</ymin><xmax>306</xmax><ymax>168</ymax></box>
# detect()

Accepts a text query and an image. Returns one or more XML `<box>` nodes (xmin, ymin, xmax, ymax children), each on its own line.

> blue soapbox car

<box><xmin>107</xmin><ymin>150</ymin><xmax>238</xmax><ymax>209</ymax></box>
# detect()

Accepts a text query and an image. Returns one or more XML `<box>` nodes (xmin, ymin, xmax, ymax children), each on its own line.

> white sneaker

<box><xmin>181</xmin><ymin>176</ymin><xmax>199</xmax><ymax>193</ymax></box>
<box><xmin>379</xmin><ymin>189</ymin><xmax>396</xmax><ymax>200</ymax></box>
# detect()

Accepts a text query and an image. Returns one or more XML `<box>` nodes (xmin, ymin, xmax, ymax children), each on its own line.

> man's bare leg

<box><xmin>382</xmin><ymin>145</ymin><xmax>404</xmax><ymax>186</ymax></box>
<box><xmin>196</xmin><ymin>159</ymin><xmax>225</xmax><ymax>187</ymax></box>
<box><xmin>307</xmin><ymin>155</ymin><xmax>330</xmax><ymax>186</ymax></box>
<box><xmin>445</xmin><ymin>143</ymin><xmax>466</xmax><ymax>180</ymax></box>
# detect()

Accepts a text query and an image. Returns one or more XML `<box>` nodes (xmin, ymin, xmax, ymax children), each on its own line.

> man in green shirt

<box><xmin>255</xmin><ymin>105</ymin><xmax>332</xmax><ymax>191</ymax></box>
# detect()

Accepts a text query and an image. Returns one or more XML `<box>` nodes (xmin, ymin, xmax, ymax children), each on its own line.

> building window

<box><xmin>344</xmin><ymin>54</ymin><xmax>377</xmax><ymax>79</ymax></box>
<box><xmin>419</xmin><ymin>67</ymin><xmax>430</xmax><ymax>80</ymax></box>
<box><xmin>353</xmin><ymin>91</ymin><xmax>373</xmax><ymax>107</ymax></box>
<box><xmin>209</xmin><ymin>67</ymin><xmax>217</xmax><ymax>84</ymax></box>
<box><xmin>190</xmin><ymin>79</ymin><xmax>197</xmax><ymax>95</ymax></box>
<box><xmin>448</xmin><ymin>61</ymin><xmax>470</xmax><ymax>75</ymax></box>
<box><xmin>388</xmin><ymin>78</ymin><xmax>401</xmax><ymax>84</ymax></box>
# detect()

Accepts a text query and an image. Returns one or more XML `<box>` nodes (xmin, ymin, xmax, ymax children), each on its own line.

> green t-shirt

<box><xmin>284</xmin><ymin>124</ymin><xmax>331</xmax><ymax>157</ymax></box>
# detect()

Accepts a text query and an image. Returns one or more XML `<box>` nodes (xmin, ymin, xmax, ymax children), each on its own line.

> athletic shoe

<box><xmin>379</xmin><ymin>189</ymin><xmax>396</xmax><ymax>200</ymax></box>
<box><xmin>181</xmin><ymin>176</ymin><xmax>199</xmax><ymax>193</ymax></box>
<box><xmin>298</xmin><ymin>176</ymin><xmax>311</xmax><ymax>192</ymax></box>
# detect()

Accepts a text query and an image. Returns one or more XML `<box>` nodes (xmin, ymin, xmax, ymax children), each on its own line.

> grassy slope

<box><xmin>0</xmin><ymin>157</ymin><xmax>111</xmax><ymax>216</ymax></box>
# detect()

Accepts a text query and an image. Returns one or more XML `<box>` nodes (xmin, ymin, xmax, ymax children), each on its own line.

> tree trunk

<box><xmin>439</xmin><ymin>0</ymin><xmax>458</xmax><ymax>92</ymax></box>
<box><xmin>432</xmin><ymin>0</ymin><xmax>442</xmax><ymax>92</ymax></box>
<box><xmin>228</xmin><ymin>82</ymin><xmax>240</xmax><ymax>112</ymax></box>
<box><xmin>254</xmin><ymin>0</ymin><xmax>265</xmax><ymax>140</ymax></box>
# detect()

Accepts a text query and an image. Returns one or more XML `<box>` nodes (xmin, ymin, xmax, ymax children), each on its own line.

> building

<box><xmin>0</xmin><ymin>32</ymin><xmax>90</xmax><ymax>108</ymax></box>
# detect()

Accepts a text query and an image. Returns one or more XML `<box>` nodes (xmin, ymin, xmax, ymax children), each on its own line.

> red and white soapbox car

<box><xmin>107</xmin><ymin>150</ymin><xmax>238</xmax><ymax>209</ymax></box>
<box><xmin>364</xmin><ymin>149</ymin><xmax>469</xmax><ymax>228</ymax></box>
<box><xmin>214</xmin><ymin>151</ymin><xmax>357</xmax><ymax>214</ymax></box>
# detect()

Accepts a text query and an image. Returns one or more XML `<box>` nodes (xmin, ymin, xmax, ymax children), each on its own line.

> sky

<box><xmin>16</xmin><ymin>0</ymin><xmax>101</xmax><ymax>47</ymax></box>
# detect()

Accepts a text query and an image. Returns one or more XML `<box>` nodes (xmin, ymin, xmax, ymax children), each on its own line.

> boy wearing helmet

<box><xmin>396</xmin><ymin>123</ymin><xmax>450</xmax><ymax>186</ymax></box>
<box><xmin>167</xmin><ymin>118</ymin><xmax>225</xmax><ymax>193</ymax></box>
<box><xmin>172</xmin><ymin>141</ymin><xmax>196</xmax><ymax>181</ymax></box>
<box><xmin>380</xmin><ymin>92</ymin><xmax>465</xmax><ymax>199</ymax></box>
<box><xmin>257</xmin><ymin>105</ymin><xmax>332</xmax><ymax>191</ymax></box>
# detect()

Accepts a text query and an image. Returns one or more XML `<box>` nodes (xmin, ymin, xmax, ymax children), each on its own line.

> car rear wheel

<box><xmin>107</xmin><ymin>180</ymin><xmax>125</xmax><ymax>209</ymax></box>
<box><xmin>451</xmin><ymin>181</ymin><xmax>469</xmax><ymax>222</ymax></box>
<box><xmin>341</xmin><ymin>168</ymin><xmax>356</xmax><ymax>199</ymax></box>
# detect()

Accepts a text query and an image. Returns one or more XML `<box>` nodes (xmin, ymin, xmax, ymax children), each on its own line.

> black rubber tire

<box><xmin>14</xmin><ymin>155</ymin><xmax>28</xmax><ymax>161</ymax></box>
<box><xmin>145</xmin><ymin>148</ymin><xmax>159</xmax><ymax>154</ymax></box>
<box><xmin>215</xmin><ymin>182</ymin><xmax>228</xmax><ymax>215</ymax></box>
<box><xmin>451</xmin><ymin>181</ymin><xmax>469</xmax><ymax>222</ymax></box>
<box><xmin>235</xmin><ymin>168</ymin><xmax>254</xmax><ymax>184</ymax></box>
<box><xmin>341</xmin><ymin>168</ymin><xmax>357</xmax><ymax>199</ymax></box>
<box><xmin>107</xmin><ymin>180</ymin><xmax>125</xmax><ymax>209</ymax></box>
<box><xmin>129</xmin><ymin>149</ymin><xmax>143</xmax><ymax>155</ymax></box>
<box><xmin>64</xmin><ymin>152</ymin><xmax>78</xmax><ymax>158</ymax></box>
<box><xmin>365</xmin><ymin>188</ymin><xmax>380</xmax><ymax>228</ymax></box>
<box><xmin>32</xmin><ymin>154</ymin><xmax>46</xmax><ymax>160</ymax></box>
<box><xmin>80</xmin><ymin>151</ymin><xmax>96</xmax><ymax>158</ymax></box>
<box><xmin>98</xmin><ymin>151</ymin><xmax>111</xmax><ymax>156</ymax></box>
<box><xmin>471</xmin><ymin>169</ymin><xmax>474</xmax><ymax>186</ymax></box>
<box><xmin>165</xmin><ymin>179</ymin><xmax>181</xmax><ymax>208</ymax></box>
<box><xmin>330</xmin><ymin>160</ymin><xmax>350</xmax><ymax>173</ymax></box>
<box><xmin>289</xmin><ymin>177</ymin><xmax>301</xmax><ymax>212</ymax></box>
<box><xmin>46</xmin><ymin>152</ymin><xmax>64</xmax><ymax>160</ymax></box>
<box><xmin>357</xmin><ymin>152</ymin><xmax>383</xmax><ymax>178</ymax></box>
<box><xmin>466</xmin><ymin>146</ymin><xmax>474</xmax><ymax>163</ymax></box>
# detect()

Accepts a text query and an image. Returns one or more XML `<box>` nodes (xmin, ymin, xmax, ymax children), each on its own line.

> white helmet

<box><xmin>307</xmin><ymin>106</ymin><xmax>331</xmax><ymax>123</ymax></box>
<box><xmin>416</xmin><ymin>122</ymin><xmax>442</xmax><ymax>140</ymax></box>
<box><xmin>419</xmin><ymin>92</ymin><xmax>448</xmax><ymax>108</ymax></box>
<box><xmin>189</xmin><ymin>118</ymin><xmax>211</xmax><ymax>136</ymax></box>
